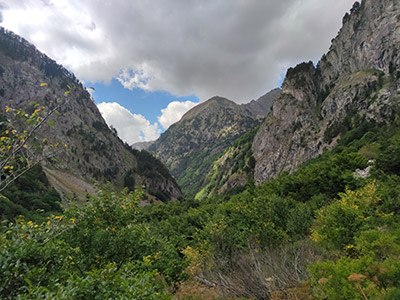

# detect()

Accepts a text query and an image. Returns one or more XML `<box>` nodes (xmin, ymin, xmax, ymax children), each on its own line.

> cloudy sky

<box><xmin>0</xmin><ymin>0</ymin><xmax>355</xmax><ymax>144</ymax></box>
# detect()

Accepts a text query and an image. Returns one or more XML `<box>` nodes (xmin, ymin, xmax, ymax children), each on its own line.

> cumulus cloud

<box><xmin>158</xmin><ymin>101</ymin><xmax>198</xmax><ymax>130</ymax></box>
<box><xmin>97</xmin><ymin>102</ymin><xmax>160</xmax><ymax>144</ymax></box>
<box><xmin>0</xmin><ymin>0</ymin><xmax>354</xmax><ymax>102</ymax></box>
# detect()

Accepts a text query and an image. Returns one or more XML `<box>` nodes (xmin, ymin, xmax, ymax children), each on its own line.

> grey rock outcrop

<box><xmin>253</xmin><ymin>0</ymin><xmax>400</xmax><ymax>184</ymax></box>
<box><xmin>242</xmin><ymin>88</ymin><xmax>282</xmax><ymax>119</ymax></box>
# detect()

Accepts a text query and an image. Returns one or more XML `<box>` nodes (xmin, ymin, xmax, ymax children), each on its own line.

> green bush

<box><xmin>0</xmin><ymin>187</ymin><xmax>179</xmax><ymax>298</ymax></box>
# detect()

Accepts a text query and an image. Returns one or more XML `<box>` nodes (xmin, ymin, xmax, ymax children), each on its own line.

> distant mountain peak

<box><xmin>242</xmin><ymin>88</ymin><xmax>281</xmax><ymax>119</ymax></box>
<box><xmin>180</xmin><ymin>96</ymin><xmax>237</xmax><ymax>121</ymax></box>
<box><xmin>148</xmin><ymin>88</ymin><xmax>281</xmax><ymax>197</ymax></box>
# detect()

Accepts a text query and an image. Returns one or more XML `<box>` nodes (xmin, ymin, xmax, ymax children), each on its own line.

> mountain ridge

<box><xmin>195</xmin><ymin>0</ymin><xmax>400</xmax><ymax>196</ymax></box>
<box><xmin>253</xmin><ymin>0</ymin><xmax>400</xmax><ymax>184</ymax></box>
<box><xmin>147</xmin><ymin>88</ymin><xmax>280</xmax><ymax>197</ymax></box>
<box><xmin>0</xmin><ymin>27</ymin><xmax>182</xmax><ymax>202</ymax></box>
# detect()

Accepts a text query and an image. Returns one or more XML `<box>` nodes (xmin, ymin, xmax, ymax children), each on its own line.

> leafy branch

<box><xmin>0</xmin><ymin>83</ymin><xmax>72</xmax><ymax>192</ymax></box>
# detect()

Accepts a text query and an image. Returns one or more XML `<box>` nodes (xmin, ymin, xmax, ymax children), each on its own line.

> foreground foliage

<box><xmin>0</xmin><ymin>188</ymin><xmax>179</xmax><ymax>299</ymax></box>
<box><xmin>2</xmin><ymin>111</ymin><xmax>400</xmax><ymax>299</ymax></box>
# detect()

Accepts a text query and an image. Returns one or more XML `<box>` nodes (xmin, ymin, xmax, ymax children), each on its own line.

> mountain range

<box><xmin>2</xmin><ymin>0</ymin><xmax>400</xmax><ymax>298</ymax></box>
<box><xmin>1</xmin><ymin>0</ymin><xmax>399</xmax><ymax>207</ymax></box>
<box><xmin>142</xmin><ymin>89</ymin><xmax>280</xmax><ymax>197</ymax></box>
<box><xmin>141</xmin><ymin>0</ymin><xmax>400</xmax><ymax>199</ymax></box>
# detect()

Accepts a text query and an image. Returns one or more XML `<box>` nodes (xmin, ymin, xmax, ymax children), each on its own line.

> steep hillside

<box><xmin>199</xmin><ymin>0</ymin><xmax>400</xmax><ymax>195</ymax></box>
<box><xmin>253</xmin><ymin>0</ymin><xmax>400</xmax><ymax>184</ymax></box>
<box><xmin>148</xmin><ymin>89</ymin><xmax>279</xmax><ymax>197</ymax></box>
<box><xmin>195</xmin><ymin>126</ymin><xmax>258</xmax><ymax>199</ymax></box>
<box><xmin>0</xmin><ymin>27</ymin><xmax>182</xmax><ymax>202</ymax></box>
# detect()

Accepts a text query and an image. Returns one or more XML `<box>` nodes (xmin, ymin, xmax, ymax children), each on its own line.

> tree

<box><xmin>0</xmin><ymin>83</ymin><xmax>71</xmax><ymax>192</ymax></box>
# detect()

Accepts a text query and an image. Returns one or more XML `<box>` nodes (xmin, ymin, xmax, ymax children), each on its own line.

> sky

<box><xmin>0</xmin><ymin>0</ymin><xmax>355</xmax><ymax>144</ymax></box>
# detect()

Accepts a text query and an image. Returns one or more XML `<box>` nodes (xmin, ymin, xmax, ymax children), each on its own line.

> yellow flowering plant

<box><xmin>0</xmin><ymin>83</ymin><xmax>71</xmax><ymax>193</ymax></box>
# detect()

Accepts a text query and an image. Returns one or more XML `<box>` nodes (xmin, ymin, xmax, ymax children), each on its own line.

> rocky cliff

<box><xmin>241</xmin><ymin>88</ymin><xmax>281</xmax><ymax>119</ymax></box>
<box><xmin>0</xmin><ymin>27</ymin><xmax>182</xmax><ymax>201</ymax></box>
<box><xmin>148</xmin><ymin>89</ymin><xmax>280</xmax><ymax>197</ymax></box>
<box><xmin>253</xmin><ymin>0</ymin><xmax>400</xmax><ymax>184</ymax></box>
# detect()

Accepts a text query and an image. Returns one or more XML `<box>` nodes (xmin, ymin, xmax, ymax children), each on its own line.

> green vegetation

<box><xmin>124</xmin><ymin>146</ymin><xmax>180</xmax><ymax>202</ymax></box>
<box><xmin>0</xmin><ymin>164</ymin><xmax>61</xmax><ymax>222</ymax></box>
<box><xmin>2</xmin><ymin>111</ymin><xmax>400</xmax><ymax>298</ymax></box>
<box><xmin>0</xmin><ymin>188</ymin><xmax>175</xmax><ymax>299</ymax></box>
<box><xmin>1</xmin><ymin>70</ymin><xmax>400</xmax><ymax>298</ymax></box>
<box><xmin>177</xmin><ymin>150</ymin><xmax>220</xmax><ymax>198</ymax></box>
<box><xmin>195</xmin><ymin>126</ymin><xmax>258</xmax><ymax>199</ymax></box>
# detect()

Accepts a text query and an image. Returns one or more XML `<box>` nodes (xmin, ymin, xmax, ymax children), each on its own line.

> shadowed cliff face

<box><xmin>253</xmin><ymin>0</ymin><xmax>400</xmax><ymax>184</ymax></box>
<box><xmin>0</xmin><ymin>27</ymin><xmax>182</xmax><ymax>201</ymax></box>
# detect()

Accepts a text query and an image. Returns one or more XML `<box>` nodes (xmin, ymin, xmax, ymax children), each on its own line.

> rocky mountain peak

<box><xmin>180</xmin><ymin>96</ymin><xmax>237</xmax><ymax>121</ymax></box>
<box><xmin>252</xmin><ymin>0</ymin><xmax>400</xmax><ymax>184</ymax></box>
<box><xmin>241</xmin><ymin>88</ymin><xmax>281</xmax><ymax>119</ymax></box>
<box><xmin>318</xmin><ymin>0</ymin><xmax>400</xmax><ymax>87</ymax></box>
<box><xmin>148</xmin><ymin>89</ymin><xmax>280</xmax><ymax>197</ymax></box>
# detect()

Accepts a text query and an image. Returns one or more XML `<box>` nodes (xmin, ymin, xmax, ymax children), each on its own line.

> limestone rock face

<box><xmin>0</xmin><ymin>27</ymin><xmax>182</xmax><ymax>201</ymax></box>
<box><xmin>318</xmin><ymin>0</ymin><xmax>400</xmax><ymax>85</ymax></box>
<box><xmin>253</xmin><ymin>0</ymin><xmax>400</xmax><ymax>184</ymax></box>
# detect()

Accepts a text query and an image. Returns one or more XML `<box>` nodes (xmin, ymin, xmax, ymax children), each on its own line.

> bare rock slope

<box><xmin>253</xmin><ymin>0</ymin><xmax>400</xmax><ymax>184</ymax></box>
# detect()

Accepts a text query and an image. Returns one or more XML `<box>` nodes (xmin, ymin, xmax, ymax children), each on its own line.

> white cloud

<box><xmin>97</xmin><ymin>102</ymin><xmax>160</xmax><ymax>144</ymax></box>
<box><xmin>158</xmin><ymin>101</ymin><xmax>198</xmax><ymax>130</ymax></box>
<box><xmin>116</xmin><ymin>69</ymin><xmax>152</xmax><ymax>91</ymax></box>
<box><xmin>0</xmin><ymin>0</ymin><xmax>355</xmax><ymax>102</ymax></box>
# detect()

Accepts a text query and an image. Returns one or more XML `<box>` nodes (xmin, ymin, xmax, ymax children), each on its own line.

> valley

<box><xmin>1</xmin><ymin>0</ymin><xmax>400</xmax><ymax>299</ymax></box>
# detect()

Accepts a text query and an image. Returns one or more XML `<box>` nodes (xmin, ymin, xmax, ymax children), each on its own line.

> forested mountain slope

<box><xmin>148</xmin><ymin>89</ymin><xmax>280</xmax><ymax>197</ymax></box>
<box><xmin>0</xmin><ymin>27</ymin><xmax>182</xmax><ymax>205</ymax></box>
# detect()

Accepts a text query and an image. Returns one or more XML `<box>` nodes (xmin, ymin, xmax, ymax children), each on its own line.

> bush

<box><xmin>0</xmin><ymin>187</ymin><xmax>181</xmax><ymax>298</ymax></box>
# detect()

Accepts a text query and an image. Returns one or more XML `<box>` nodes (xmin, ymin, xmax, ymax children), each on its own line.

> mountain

<box><xmin>198</xmin><ymin>0</ymin><xmax>400</xmax><ymax>196</ymax></box>
<box><xmin>131</xmin><ymin>140</ymin><xmax>154</xmax><ymax>151</ymax></box>
<box><xmin>148</xmin><ymin>89</ymin><xmax>280</xmax><ymax>197</ymax></box>
<box><xmin>241</xmin><ymin>88</ymin><xmax>281</xmax><ymax>119</ymax></box>
<box><xmin>195</xmin><ymin>126</ymin><xmax>258</xmax><ymax>199</ymax></box>
<box><xmin>0</xmin><ymin>27</ymin><xmax>182</xmax><ymax>202</ymax></box>
<box><xmin>253</xmin><ymin>0</ymin><xmax>400</xmax><ymax>184</ymax></box>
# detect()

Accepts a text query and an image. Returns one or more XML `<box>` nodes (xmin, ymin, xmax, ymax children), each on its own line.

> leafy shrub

<box><xmin>309</xmin><ymin>183</ymin><xmax>400</xmax><ymax>299</ymax></box>
<box><xmin>0</xmin><ymin>187</ymin><xmax>181</xmax><ymax>298</ymax></box>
